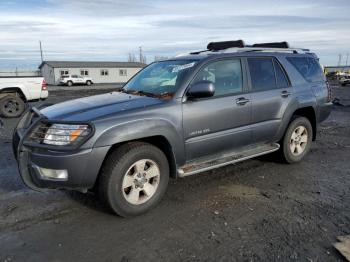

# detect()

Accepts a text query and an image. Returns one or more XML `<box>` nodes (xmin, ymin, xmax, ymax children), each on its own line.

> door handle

<box><xmin>236</xmin><ymin>97</ymin><xmax>250</xmax><ymax>105</ymax></box>
<box><xmin>281</xmin><ymin>90</ymin><xmax>291</xmax><ymax>98</ymax></box>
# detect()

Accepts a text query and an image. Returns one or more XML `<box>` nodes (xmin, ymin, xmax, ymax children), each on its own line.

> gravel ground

<box><xmin>0</xmin><ymin>84</ymin><xmax>349</xmax><ymax>262</ymax></box>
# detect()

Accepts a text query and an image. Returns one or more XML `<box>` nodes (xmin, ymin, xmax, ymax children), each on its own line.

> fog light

<box><xmin>33</xmin><ymin>165</ymin><xmax>68</xmax><ymax>181</ymax></box>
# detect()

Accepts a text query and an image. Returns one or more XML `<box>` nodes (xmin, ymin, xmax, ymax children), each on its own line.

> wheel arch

<box><xmin>0</xmin><ymin>87</ymin><xmax>27</xmax><ymax>102</ymax></box>
<box><xmin>96</xmin><ymin>135</ymin><xmax>178</xmax><ymax>186</ymax></box>
<box><xmin>291</xmin><ymin>107</ymin><xmax>317</xmax><ymax>141</ymax></box>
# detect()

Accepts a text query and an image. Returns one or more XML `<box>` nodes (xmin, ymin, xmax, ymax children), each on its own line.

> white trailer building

<box><xmin>39</xmin><ymin>61</ymin><xmax>146</xmax><ymax>85</ymax></box>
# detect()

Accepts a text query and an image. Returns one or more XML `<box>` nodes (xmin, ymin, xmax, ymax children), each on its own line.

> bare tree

<box><xmin>127</xmin><ymin>53</ymin><xmax>136</xmax><ymax>62</ymax></box>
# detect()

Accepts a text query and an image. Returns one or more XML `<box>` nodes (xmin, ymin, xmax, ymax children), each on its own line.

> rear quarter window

<box><xmin>286</xmin><ymin>57</ymin><xmax>325</xmax><ymax>83</ymax></box>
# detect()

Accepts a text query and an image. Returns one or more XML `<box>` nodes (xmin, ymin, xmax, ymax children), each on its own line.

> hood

<box><xmin>40</xmin><ymin>92</ymin><xmax>164</xmax><ymax>121</ymax></box>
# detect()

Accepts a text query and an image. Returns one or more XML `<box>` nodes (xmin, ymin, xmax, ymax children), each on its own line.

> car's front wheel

<box><xmin>67</xmin><ymin>81</ymin><xmax>73</xmax><ymax>87</ymax></box>
<box><xmin>281</xmin><ymin>116</ymin><xmax>312</xmax><ymax>163</ymax></box>
<box><xmin>98</xmin><ymin>142</ymin><xmax>169</xmax><ymax>217</ymax></box>
<box><xmin>86</xmin><ymin>80</ymin><xmax>92</xmax><ymax>86</ymax></box>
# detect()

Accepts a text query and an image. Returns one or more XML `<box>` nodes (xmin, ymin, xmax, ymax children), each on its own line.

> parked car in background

<box><xmin>0</xmin><ymin>77</ymin><xmax>48</xmax><ymax>118</ymax></box>
<box><xmin>13</xmin><ymin>40</ymin><xmax>332</xmax><ymax>217</ymax></box>
<box><xmin>59</xmin><ymin>74</ymin><xmax>93</xmax><ymax>86</ymax></box>
<box><xmin>339</xmin><ymin>75</ymin><xmax>350</xmax><ymax>86</ymax></box>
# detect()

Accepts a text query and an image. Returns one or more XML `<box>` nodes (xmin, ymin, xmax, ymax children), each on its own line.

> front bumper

<box><xmin>13</xmin><ymin>107</ymin><xmax>110</xmax><ymax>191</ymax></box>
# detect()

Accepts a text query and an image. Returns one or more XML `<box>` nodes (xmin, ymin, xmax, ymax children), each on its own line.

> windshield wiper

<box><xmin>121</xmin><ymin>89</ymin><xmax>157</xmax><ymax>98</ymax></box>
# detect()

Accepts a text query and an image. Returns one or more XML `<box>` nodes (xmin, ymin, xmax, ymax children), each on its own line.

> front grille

<box><xmin>27</xmin><ymin>122</ymin><xmax>50</xmax><ymax>144</ymax></box>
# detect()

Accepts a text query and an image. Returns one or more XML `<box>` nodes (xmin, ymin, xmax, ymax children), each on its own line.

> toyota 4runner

<box><xmin>13</xmin><ymin>40</ymin><xmax>332</xmax><ymax>217</ymax></box>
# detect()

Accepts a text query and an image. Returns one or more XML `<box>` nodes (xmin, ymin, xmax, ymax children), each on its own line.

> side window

<box><xmin>80</xmin><ymin>70</ymin><xmax>89</xmax><ymax>76</ymax></box>
<box><xmin>248</xmin><ymin>58</ymin><xmax>276</xmax><ymax>91</ymax></box>
<box><xmin>119</xmin><ymin>69</ymin><xmax>127</xmax><ymax>76</ymax></box>
<box><xmin>60</xmin><ymin>70</ymin><xmax>69</xmax><ymax>76</ymax></box>
<box><xmin>192</xmin><ymin>59</ymin><xmax>243</xmax><ymax>97</ymax></box>
<box><xmin>286</xmin><ymin>57</ymin><xmax>325</xmax><ymax>83</ymax></box>
<box><xmin>101</xmin><ymin>69</ymin><xmax>109</xmax><ymax>76</ymax></box>
<box><xmin>274</xmin><ymin>60</ymin><xmax>289</xmax><ymax>88</ymax></box>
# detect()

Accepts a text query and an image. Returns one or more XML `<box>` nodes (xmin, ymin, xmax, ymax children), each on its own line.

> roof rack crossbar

<box><xmin>176</xmin><ymin>40</ymin><xmax>311</xmax><ymax>57</ymax></box>
<box><xmin>251</xmin><ymin>41</ymin><xmax>290</xmax><ymax>48</ymax></box>
<box><xmin>207</xmin><ymin>40</ymin><xmax>245</xmax><ymax>51</ymax></box>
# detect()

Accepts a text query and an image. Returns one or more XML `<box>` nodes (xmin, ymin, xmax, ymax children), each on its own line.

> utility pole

<box><xmin>39</xmin><ymin>41</ymin><xmax>43</xmax><ymax>62</ymax></box>
<box><xmin>346</xmin><ymin>53</ymin><xmax>349</xmax><ymax>66</ymax></box>
<box><xmin>139</xmin><ymin>46</ymin><xmax>143</xmax><ymax>63</ymax></box>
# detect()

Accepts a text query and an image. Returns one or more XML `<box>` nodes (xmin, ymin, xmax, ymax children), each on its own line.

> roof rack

<box><xmin>179</xmin><ymin>40</ymin><xmax>311</xmax><ymax>57</ymax></box>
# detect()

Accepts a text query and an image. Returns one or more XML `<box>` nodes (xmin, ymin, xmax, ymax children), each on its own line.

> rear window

<box><xmin>286</xmin><ymin>57</ymin><xmax>324</xmax><ymax>83</ymax></box>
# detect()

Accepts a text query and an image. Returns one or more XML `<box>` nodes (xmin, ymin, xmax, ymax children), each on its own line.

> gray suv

<box><xmin>13</xmin><ymin>40</ymin><xmax>332</xmax><ymax>217</ymax></box>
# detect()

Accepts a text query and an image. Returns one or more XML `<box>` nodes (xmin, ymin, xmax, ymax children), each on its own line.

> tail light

<box><xmin>326</xmin><ymin>81</ymin><xmax>332</xmax><ymax>102</ymax></box>
<box><xmin>41</xmin><ymin>79</ymin><xmax>47</xmax><ymax>91</ymax></box>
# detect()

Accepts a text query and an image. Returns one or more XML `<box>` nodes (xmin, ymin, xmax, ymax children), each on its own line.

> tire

<box><xmin>67</xmin><ymin>81</ymin><xmax>73</xmax><ymax>87</ymax></box>
<box><xmin>341</xmin><ymin>83</ymin><xmax>346</xmax><ymax>86</ymax></box>
<box><xmin>86</xmin><ymin>80</ymin><xmax>92</xmax><ymax>86</ymax></box>
<box><xmin>98</xmin><ymin>142</ymin><xmax>169</xmax><ymax>217</ymax></box>
<box><xmin>281</xmin><ymin>116</ymin><xmax>313</xmax><ymax>164</ymax></box>
<box><xmin>0</xmin><ymin>94</ymin><xmax>25</xmax><ymax>118</ymax></box>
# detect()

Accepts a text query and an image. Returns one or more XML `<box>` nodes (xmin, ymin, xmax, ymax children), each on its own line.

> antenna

<box><xmin>39</xmin><ymin>41</ymin><xmax>44</xmax><ymax>62</ymax></box>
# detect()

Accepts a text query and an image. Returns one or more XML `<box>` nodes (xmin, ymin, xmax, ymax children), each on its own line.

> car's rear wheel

<box><xmin>0</xmin><ymin>94</ymin><xmax>25</xmax><ymax>118</ymax></box>
<box><xmin>281</xmin><ymin>116</ymin><xmax>312</xmax><ymax>163</ymax></box>
<box><xmin>67</xmin><ymin>81</ymin><xmax>73</xmax><ymax>87</ymax></box>
<box><xmin>86</xmin><ymin>80</ymin><xmax>92</xmax><ymax>86</ymax></box>
<box><xmin>98</xmin><ymin>142</ymin><xmax>169</xmax><ymax>217</ymax></box>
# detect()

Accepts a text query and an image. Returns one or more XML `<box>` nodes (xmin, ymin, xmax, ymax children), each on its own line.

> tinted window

<box><xmin>274</xmin><ymin>60</ymin><xmax>289</xmax><ymax>88</ymax></box>
<box><xmin>248</xmin><ymin>58</ymin><xmax>276</xmax><ymax>91</ymax></box>
<box><xmin>192</xmin><ymin>59</ymin><xmax>242</xmax><ymax>97</ymax></box>
<box><xmin>287</xmin><ymin>57</ymin><xmax>324</xmax><ymax>83</ymax></box>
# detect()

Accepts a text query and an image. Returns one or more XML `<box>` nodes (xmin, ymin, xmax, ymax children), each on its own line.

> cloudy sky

<box><xmin>0</xmin><ymin>0</ymin><xmax>349</xmax><ymax>70</ymax></box>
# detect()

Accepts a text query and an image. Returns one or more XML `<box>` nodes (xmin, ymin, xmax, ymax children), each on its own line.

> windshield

<box><xmin>123</xmin><ymin>60</ymin><xmax>197</xmax><ymax>99</ymax></box>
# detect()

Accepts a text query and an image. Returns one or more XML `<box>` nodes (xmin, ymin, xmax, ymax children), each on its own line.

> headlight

<box><xmin>43</xmin><ymin>124</ymin><xmax>91</xmax><ymax>146</ymax></box>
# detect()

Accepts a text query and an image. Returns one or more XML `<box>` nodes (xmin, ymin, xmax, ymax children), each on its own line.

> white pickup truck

<box><xmin>0</xmin><ymin>77</ymin><xmax>48</xmax><ymax>118</ymax></box>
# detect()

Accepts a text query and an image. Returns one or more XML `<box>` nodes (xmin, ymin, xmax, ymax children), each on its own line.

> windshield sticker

<box><xmin>172</xmin><ymin>62</ymin><xmax>195</xmax><ymax>73</ymax></box>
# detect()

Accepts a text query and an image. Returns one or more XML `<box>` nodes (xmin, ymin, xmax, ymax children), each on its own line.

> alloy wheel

<box><xmin>122</xmin><ymin>159</ymin><xmax>160</xmax><ymax>205</ymax></box>
<box><xmin>289</xmin><ymin>125</ymin><xmax>308</xmax><ymax>156</ymax></box>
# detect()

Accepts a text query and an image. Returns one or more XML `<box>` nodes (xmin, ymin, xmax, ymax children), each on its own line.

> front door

<box><xmin>182</xmin><ymin>58</ymin><xmax>252</xmax><ymax>161</ymax></box>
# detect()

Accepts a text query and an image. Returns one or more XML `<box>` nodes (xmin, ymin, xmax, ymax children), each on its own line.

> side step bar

<box><xmin>178</xmin><ymin>143</ymin><xmax>280</xmax><ymax>177</ymax></box>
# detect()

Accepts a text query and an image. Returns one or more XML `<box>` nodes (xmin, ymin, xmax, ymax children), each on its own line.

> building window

<box><xmin>101</xmin><ymin>69</ymin><xmax>109</xmax><ymax>76</ymax></box>
<box><xmin>60</xmin><ymin>70</ymin><xmax>69</xmax><ymax>76</ymax></box>
<box><xmin>80</xmin><ymin>70</ymin><xmax>89</xmax><ymax>76</ymax></box>
<box><xmin>119</xmin><ymin>69</ymin><xmax>127</xmax><ymax>76</ymax></box>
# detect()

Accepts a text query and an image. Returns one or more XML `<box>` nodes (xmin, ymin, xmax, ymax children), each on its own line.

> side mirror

<box><xmin>187</xmin><ymin>80</ymin><xmax>215</xmax><ymax>99</ymax></box>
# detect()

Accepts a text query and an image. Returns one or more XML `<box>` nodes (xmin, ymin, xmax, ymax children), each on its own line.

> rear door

<box><xmin>182</xmin><ymin>58</ymin><xmax>252</xmax><ymax>161</ymax></box>
<box><xmin>247</xmin><ymin>57</ymin><xmax>292</xmax><ymax>144</ymax></box>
